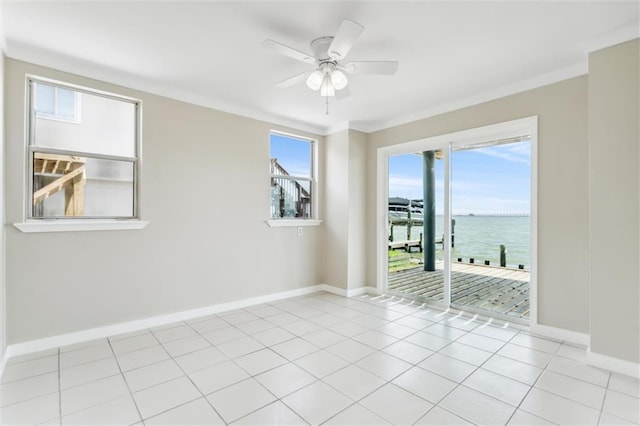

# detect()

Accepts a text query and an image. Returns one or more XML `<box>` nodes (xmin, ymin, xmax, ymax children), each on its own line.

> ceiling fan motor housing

<box><xmin>310</xmin><ymin>36</ymin><xmax>337</xmax><ymax>63</ymax></box>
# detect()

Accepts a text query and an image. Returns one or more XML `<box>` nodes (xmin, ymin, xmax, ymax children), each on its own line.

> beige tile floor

<box><xmin>1</xmin><ymin>292</ymin><xmax>638</xmax><ymax>425</ymax></box>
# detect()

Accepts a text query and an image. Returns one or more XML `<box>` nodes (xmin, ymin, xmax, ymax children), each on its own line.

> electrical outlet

<box><xmin>297</xmin><ymin>227</ymin><xmax>303</xmax><ymax>237</ymax></box>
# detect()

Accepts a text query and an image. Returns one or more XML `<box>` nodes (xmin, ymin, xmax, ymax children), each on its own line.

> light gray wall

<box><xmin>347</xmin><ymin>130</ymin><xmax>368</xmax><ymax>290</ymax></box>
<box><xmin>588</xmin><ymin>39</ymin><xmax>639</xmax><ymax>363</ymax></box>
<box><xmin>322</xmin><ymin>129</ymin><xmax>369</xmax><ymax>291</ymax></box>
<box><xmin>322</xmin><ymin>130</ymin><xmax>349</xmax><ymax>289</ymax></box>
<box><xmin>366</xmin><ymin>76</ymin><xmax>590</xmax><ymax>334</ymax></box>
<box><xmin>5</xmin><ymin>59</ymin><xmax>324</xmax><ymax>344</ymax></box>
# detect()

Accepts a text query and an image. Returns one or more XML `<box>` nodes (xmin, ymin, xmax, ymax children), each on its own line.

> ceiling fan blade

<box><xmin>262</xmin><ymin>39</ymin><xmax>315</xmax><ymax>64</ymax></box>
<box><xmin>344</xmin><ymin>61</ymin><xmax>399</xmax><ymax>75</ymax></box>
<box><xmin>328</xmin><ymin>19</ymin><xmax>364</xmax><ymax>60</ymax></box>
<box><xmin>274</xmin><ymin>71</ymin><xmax>311</xmax><ymax>88</ymax></box>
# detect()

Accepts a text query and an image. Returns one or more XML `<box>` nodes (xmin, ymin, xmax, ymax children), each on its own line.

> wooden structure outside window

<box><xmin>33</xmin><ymin>152</ymin><xmax>86</xmax><ymax>216</ymax></box>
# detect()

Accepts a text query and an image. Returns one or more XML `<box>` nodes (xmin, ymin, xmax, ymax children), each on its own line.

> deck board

<box><xmin>388</xmin><ymin>263</ymin><xmax>529</xmax><ymax>319</ymax></box>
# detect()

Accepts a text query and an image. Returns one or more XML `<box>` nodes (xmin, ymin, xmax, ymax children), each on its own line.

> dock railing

<box><xmin>270</xmin><ymin>158</ymin><xmax>311</xmax><ymax>218</ymax></box>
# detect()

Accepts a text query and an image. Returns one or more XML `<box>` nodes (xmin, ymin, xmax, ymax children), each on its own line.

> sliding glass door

<box><xmin>379</xmin><ymin>119</ymin><xmax>534</xmax><ymax>323</ymax></box>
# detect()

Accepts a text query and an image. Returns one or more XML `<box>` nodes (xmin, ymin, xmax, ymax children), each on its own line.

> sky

<box><xmin>270</xmin><ymin>133</ymin><xmax>312</xmax><ymax>178</ymax></box>
<box><xmin>389</xmin><ymin>141</ymin><xmax>531</xmax><ymax>215</ymax></box>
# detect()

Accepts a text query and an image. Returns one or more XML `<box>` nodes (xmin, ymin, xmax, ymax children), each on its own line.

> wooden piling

<box><xmin>500</xmin><ymin>245</ymin><xmax>507</xmax><ymax>267</ymax></box>
<box><xmin>423</xmin><ymin>151</ymin><xmax>436</xmax><ymax>272</ymax></box>
<box><xmin>451</xmin><ymin>219</ymin><xmax>456</xmax><ymax>247</ymax></box>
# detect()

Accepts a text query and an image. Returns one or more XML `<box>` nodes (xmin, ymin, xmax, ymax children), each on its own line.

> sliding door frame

<box><xmin>377</xmin><ymin>116</ymin><xmax>538</xmax><ymax>325</ymax></box>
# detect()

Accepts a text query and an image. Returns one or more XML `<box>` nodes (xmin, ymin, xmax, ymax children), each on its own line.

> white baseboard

<box><xmin>1</xmin><ymin>347</ymin><xmax>8</xmax><ymax>378</ymax></box>
<box><xmin>319</xmin><ymin>284</ymin><xmax>377</xmax><ymax>298</ymax></box>
<box><xmin>529</xmin><ymin>323</ymin><xmax>590</xmax><ymax>346</ymax></box>
<box><xmin>6</xmin><ymin>284</ymin><xmax>349</xmax><ymax>360</ymax></box>
<box><xmin>587</xmin><ymin>348</ymin><xmax>640</xmax><ymax>379</ymax></box>
<box><xmin>353</xmin><ymin>286</ymin><xmax>380</xmax><ymax>297</ymax></box>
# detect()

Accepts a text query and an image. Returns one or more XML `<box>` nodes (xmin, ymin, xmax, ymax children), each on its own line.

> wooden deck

<box><xmin>388</xmin><ymin>263</ymin><xmax>530</xmax><ymax>319</ymax></box>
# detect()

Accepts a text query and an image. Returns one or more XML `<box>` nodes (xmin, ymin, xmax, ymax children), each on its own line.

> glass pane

<box><xmin>450</xmin><ymin>140</ymin><xmax>531</xmax><ymax>319</ymax></box>
<box><xmin>387</xmin><ymin>151</ymin><xmax>445</xmax><ymax>302</ymax></box>
<box><xmin>33</xmin><ymin>82</ymin><xmax>136</xmax><ymax>157</ymax></box>
<box><xmin>32</xmin><ymin>152</ymin><xmax>134</xmax><ymax>218</ymax></box>
<box><xmin>270</xmin><ymin>177</ymin><xmax>312</xmax><ymax>218</ymax></box>
<box><xmin>57</xmin><ymin>87</ymin><xmax>76</xmax><ymax>119</ymax></box>
<box><xmin>35</xmin><ymin>82</ymin><xmax>55</xmax><ymax>115</ymax></box>
<box><xmin>270</xmin><ymin>134</ymin><xmax>312</xmax><ymax>178</ymax></box>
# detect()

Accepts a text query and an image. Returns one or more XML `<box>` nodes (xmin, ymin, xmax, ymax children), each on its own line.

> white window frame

<box><xmin>14</xmin><ymin>75</ymin><xmax>148</xmax><ymax>233</ymax></box>
<box><xmin>266</xmin><ymin>130</ymin><xmax>320</xmax><ymax>227</ymax></box>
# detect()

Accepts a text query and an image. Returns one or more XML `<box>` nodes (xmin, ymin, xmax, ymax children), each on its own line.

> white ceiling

<box><xmin>3</xmin><ymin>1</ymin><xmax>639</xmax><ymax>135</ymax></box>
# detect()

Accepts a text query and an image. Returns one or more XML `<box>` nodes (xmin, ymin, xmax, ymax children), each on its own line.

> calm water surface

<box><xmin>391</xmin><ymin>215</ymin><xmax>530</xmax><ymax>269</ymax></box>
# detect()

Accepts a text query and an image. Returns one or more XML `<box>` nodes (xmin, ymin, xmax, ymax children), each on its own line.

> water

<box><xmin>391</xmin><ymin>215</ymin><xmax>530</xmax><ymax>269</ymax></box>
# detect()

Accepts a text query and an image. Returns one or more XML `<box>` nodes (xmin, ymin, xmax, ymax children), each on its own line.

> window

<box><xmin>270</xmin><ymin>132</ymin><xmax>314</xmax><ymax>219</ymax></box>
<box><xmin>26</xmin><ymin>77</ymin><xmax>140</xmax><ymax>221</ymax></box>
<box><xmin>35</xmin><ymin>82</ymin><xmax>80</xmax><ymax>122</ymax></box>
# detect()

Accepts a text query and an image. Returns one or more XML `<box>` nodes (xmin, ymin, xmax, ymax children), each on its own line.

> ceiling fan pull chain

<box><xmin>325</xmin><ymin>94</ymin><xmax>329</xmax><ymax>115</ymax></box>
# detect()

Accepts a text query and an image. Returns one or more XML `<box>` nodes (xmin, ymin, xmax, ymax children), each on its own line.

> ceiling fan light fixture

<box><xmin>306</xmin><ymin>70</ymin><xmax>324</xmax><ymax>91</ymax></box>
<box><xmin>320</xmin><ymin>75</ymin><xmax>335</xmax><ymax>97</ymax></box>
<box><xmin>330</xmin><ymin>69</ymin><xmax>348</xmax><ymax>90</ymax></box>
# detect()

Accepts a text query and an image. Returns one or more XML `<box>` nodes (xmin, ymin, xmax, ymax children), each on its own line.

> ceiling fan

<box><xmin>263</xmin><ymin>19</ymin><xmax>399</xmax><ymax>97</ymax></box>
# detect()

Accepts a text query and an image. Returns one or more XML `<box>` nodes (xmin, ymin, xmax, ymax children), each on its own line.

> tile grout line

<box><xmin>504</xmin><ymin>370</ymin><xmax>543</xmax><ymax>424</ymax></box>
<box><xmin>1</xmin><ymin>351</ymin><xmax>64</xmax><ymax>423</ymax></box>
<box><xmin>220</xmin><ymin>308</ymin><xmax>320</xmax><ymax>424</ymax></box>
<box><xmin>178</xmin><ymin>313</ymin><xmax>332</xmax><ymax>425</ymax></box>
<box><xmin>435</xmin><ymin>304</ymin><xmax>533</xmax><ymax>424</ymax></box>
<box><xmin>106</xmin><ymin>337</ymin><xmax>145</xmax><ymax>424</ymax></box>
<box><xmin>290</xmin><ymin>308</ymin><xmax>473</xmax><ymax>424</ymax></box>
<box><xmin>305</xmin><ymin>295</ymin><xmax>490</xmax><ymax>424</ymax></box>
<box><xmin>57</xmin><ymin>347</ymin><xmax>62</xmax><ymax>425</ymax></box>
<box><xmin>118</xmin><ymin>337</ymin><xmax>206</xmax><ymax>424</ymax></box>
<box><xmin>310</xmin><ymin>294</ymin><xmax>558</xmax><ymax>423</ymax></box>
<box><xmin>469</xmin><ymin>326</ymin><xmax>566</xmax><ymax>423</ymax></box>
<box><xmin>400</xmin><ymin>332</ymin><xmax>513</xmax><ymax>424</ymax></box>
<box><xmin>505</xmin><ymin>331</ymin><xmax>593</xmax><ymax>424</ymax></box>
<box><xmin>234</xmin><ymin>297</ymin><xmax>395</xmax><ymax>425</ymax></box>
<box><xmin>321</xmin><ymin>345</ymin><xmax>447</xmax><ymax>424</ymax></box>
<box><xmin>397</xmin><ymin>318</ymin><xmax>525</xmax><ymax>425</ymax></box>
<box><xmin>597</xmin><ymin>368</ymin><xmax>613</xmax><ymax>424</ymax></box>
<box><xmin>1</xmin><ymin>366</ymin><xmax>61</xmax><ymax>386</ymax></box>
<box><xmin>163</xmin><ymin>320</ymin><xmax>238</xmax><ymax>424</ymax></box>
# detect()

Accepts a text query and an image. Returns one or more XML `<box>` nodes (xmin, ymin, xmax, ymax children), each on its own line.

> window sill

<box><xmin>14</xmin><ymin>220</ymin><xmax>149</xmax><ymax>233</ymax></box>
<box><xmin>266</xmin><ymin>219</ymin><xmax>322</xmax><ymax>227</ymax></box>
